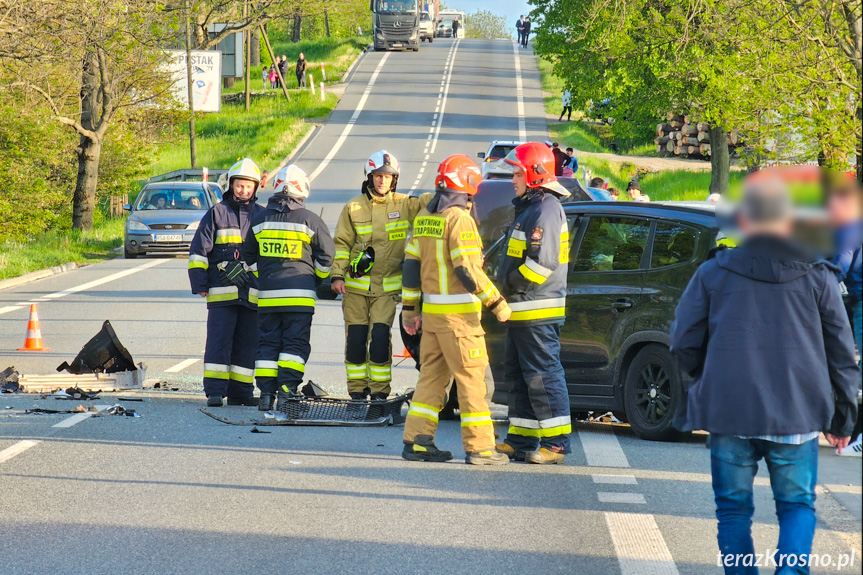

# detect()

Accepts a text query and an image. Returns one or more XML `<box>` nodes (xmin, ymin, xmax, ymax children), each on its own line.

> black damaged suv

<box><xmin>482</xmin><ymin>201</ymin><xmax>720</xmax><ymax>441</ymax></box>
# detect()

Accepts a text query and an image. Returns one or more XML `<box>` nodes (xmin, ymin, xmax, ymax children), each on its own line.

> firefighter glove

<box><xmin>217</xmin><ymin>261</ymin><xmax>250</xmax><ymax>288</ymax></box>
<box><xmin>489</xmin><ymin>298</ymin><xmax>512</xmax><ymax>323</ymax></box>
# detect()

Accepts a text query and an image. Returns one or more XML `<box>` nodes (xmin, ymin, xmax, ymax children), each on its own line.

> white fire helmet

<box><xmin>227</xmin><ymin>158</ymin><xmax>262</xmax><ymax>189</ymax></box>
<box><xmin>363</xmin><ymin>150</ymin><xmax>400</xmax><ymax>178</ymax></box>
<box><xmin>274</xmin><ymin>164</ymin><xmax>311</xmax><ymax>199</ymax></box>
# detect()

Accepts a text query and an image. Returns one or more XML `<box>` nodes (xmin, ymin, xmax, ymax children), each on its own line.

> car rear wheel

<box><xmin>623</xmin><ymin>344</ymin><xmax>682</xmax><ymax>441</ymax></box>
<box><xmin>124</xmin><ymin>248</ymin><xmax>138</xmax><ymax>259</ymax></box>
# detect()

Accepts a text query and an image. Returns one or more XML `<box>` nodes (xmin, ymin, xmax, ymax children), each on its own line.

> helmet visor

<box><xmin>502</xmin><ymin>148</ymin><xmax>524</xmax><ymax>173</ymax></box>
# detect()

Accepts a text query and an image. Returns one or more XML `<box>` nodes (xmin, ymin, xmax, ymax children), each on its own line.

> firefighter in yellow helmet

<box><xmin>401</xmin><ymin>154</ymin><xmax>512</xmax><ymax>465</ymax></box>
<box><xmin>331</xmin><ymin>150</ymin><xmax>431</xmax><ymax>401</ymax></box>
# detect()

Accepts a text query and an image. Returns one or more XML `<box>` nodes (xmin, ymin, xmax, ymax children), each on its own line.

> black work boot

<box><xmin>348</xmin><ymin>392</ymin><xmax>369</xmax><ymax>401</ymax></box>
<box><xmin>258</xmin><ymin>393</ymin><xmax>275</xmax><ymax>411</ymax></box>
<box><xmin>206</xmin><ymin>394</ymin><xmax>224</xmax><ymax>408</ymax></box>
<box><xmin>402</xmin><ymin>434</ymin><xmax>453</xmax><ymax>462</ymax></box>
<box><xmin>370</xmin><ymin>392</ymin><xmax>389</xmax><ymax>401</ymax></box>
<box><xmin>227</xmin><ymin>396</ymin><xmax>258</xmax><ymax>406</ymax></box>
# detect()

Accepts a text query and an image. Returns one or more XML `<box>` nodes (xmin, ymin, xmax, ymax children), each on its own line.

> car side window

<box><xmin>573</xmin><ymin>217</ymin><xmax>650</xmax><ymax>272</ymax></box>
<box><xmin>651</xmin><ymin>223</ymin><xmax>698</xmax><ymax>268</ymax></box>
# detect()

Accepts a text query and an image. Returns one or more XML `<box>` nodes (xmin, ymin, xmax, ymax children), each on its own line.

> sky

<box><xmin>446</xmin><ymin>0</ymin><xmax>532</xmax><ymax>20</ymax></box>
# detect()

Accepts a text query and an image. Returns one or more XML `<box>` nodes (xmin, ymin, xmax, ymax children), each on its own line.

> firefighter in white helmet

<box><xmin>331</xmin><ymin>150</ymin><xmax>432</xmax><ymax>401</ymax></box>
<box><xmin>243</xmin><ymin>165</ymin><xmax>334</xmax><ymax>411</ymax></box>
<box><xmin>189</xmin><ymin>158</ymin><xmax>265</xmax><ymax>407</ymax></box>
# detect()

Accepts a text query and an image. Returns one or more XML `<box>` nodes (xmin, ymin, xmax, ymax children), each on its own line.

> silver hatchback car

<box><xmin>124</xmin><ymin>182</ymin><xmax>222</xmax><ymax>258</ymax></box>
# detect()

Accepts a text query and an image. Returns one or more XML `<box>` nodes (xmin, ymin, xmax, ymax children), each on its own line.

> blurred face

<box><xmin>828</xmin><ymin>189</ymin><xmax>862</xmax><ymax>226</ymax></box>
<box><xmin>512</xmin><ymin>166</ymin><xmax>528</xmax><ymax>197</ymax></box>
<box><xmin>232</xmin><ymin>179</ymin><xmax>256</xmax><ymax>201</ymax></box>
<box><xmin>628</xmin><ymin>187</ymin><xmax>641</xmax><ymax>199</ymax></box>
<box><xmin>372</xmin><ymin>173</ymin><xmax>393</xmax><ymax>195</ymax></box>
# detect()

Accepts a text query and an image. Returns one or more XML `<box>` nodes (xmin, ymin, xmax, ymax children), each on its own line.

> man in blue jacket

<box><xmin>244</xmin><ymin>165</ymin><xmax>335</xmax><ymax>411</ymax></box>
<box><xmin>189</xmin><ymin>159</ymin><xmax>265</xmax><ymax>408</ymax></box>
<box><xmin>670</xmin><ymin>176</ymin><xmax>859</xmax><ymax>574</ymax></box>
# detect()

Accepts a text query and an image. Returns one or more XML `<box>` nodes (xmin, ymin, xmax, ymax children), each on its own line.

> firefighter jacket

<box><xmin>332</xmin><ymin>186</ymin><xmax>432</xmax><ymax>297</ymax></box>
<box><xmin>188</xmin><ymin>193</ymin><xmax>264</xmax><ymax>309</ymax></box>
<box><xmin>497</xmin><ymin>190</ymin><xmax>569</xmax><ymax>325</ymax></box>
<box><xmin>243</xmin><ymin>194</ymin><xmax>335</xmax><ymax>314</ymax></box>
<box><xmin>402</xmin><ymin>192</ymin><xmax>506</xmax><ymax>336</ymax></box>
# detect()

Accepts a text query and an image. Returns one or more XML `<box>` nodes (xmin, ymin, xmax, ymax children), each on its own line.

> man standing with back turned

<box><xmin>670</xmin><ymin>176</ymin><xmax>859</xmax><ymax>574</ymax></box>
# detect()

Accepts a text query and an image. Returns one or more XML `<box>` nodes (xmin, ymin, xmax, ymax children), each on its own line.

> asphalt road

<box><xmin>0</xmin><ymin>39</ymin><xmax>860</xmax><ymax>575</ymax></box>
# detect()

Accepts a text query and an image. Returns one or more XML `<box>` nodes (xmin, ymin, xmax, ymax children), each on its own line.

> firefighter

<box><xmin>331</xmin><ymin>150</ymin><xmax>432</xmax><ymax>401</ymax></box>
<box><xmin>401</xmin><ymin>154</ymin><xmax>512</xmax><ymax>465</ymax></box>
<box><xmin>188</xmin><ymin>158</ymin><xmax>265</xmax><ymax>408</ymax></box>
<box><xmin>244</xmin><ymin>165</ymin><xmax>335</xmax><ymax>411</ymax></box>
<box><xmin>496</xmin><ymin>142</ymin><xmax>573</xmax><ymax>464</ymax></box>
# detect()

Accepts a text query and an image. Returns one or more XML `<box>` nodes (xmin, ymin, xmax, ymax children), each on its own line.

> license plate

<box><xmin>154</xmin><ymin>234</ymin><xmax>183</xmax><ymax>242</ymax></box>
<box><xmin>392</xmin><ymin>43</ymin><xmax>403</xmax><ymax>47</ymax></box>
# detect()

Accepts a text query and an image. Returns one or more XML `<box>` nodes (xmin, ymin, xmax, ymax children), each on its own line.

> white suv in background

<box><xmin>477</xmin><ymin>141</ymin><xmax>523</xmax><ymax>179</ymax></box>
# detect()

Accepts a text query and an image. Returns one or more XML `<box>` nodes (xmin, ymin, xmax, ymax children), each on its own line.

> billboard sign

<box><xmin>167</xmin><ymin>50</ymin><xmax>222</xmax><ymax>113</ymax></box>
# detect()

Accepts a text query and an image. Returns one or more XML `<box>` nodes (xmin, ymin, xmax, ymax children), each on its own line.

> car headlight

<box><xmin>186</xmin><ymin>220</ymin><xmax>200</xmax><ymax>231</ymax></box>
<box><xmin>127</xmin><ymin>219</ymin><xmax>149</xmax><ymax>231</ymax></box>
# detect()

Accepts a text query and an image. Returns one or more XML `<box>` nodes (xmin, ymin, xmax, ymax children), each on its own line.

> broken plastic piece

<box><xmin>0</xmin><ymin>367</ymin><xmax>20</xmax><ymax>393</ymax></box>
<box><xmin>301</xmin><ymin>380</ymin><xmax>328</xmax><ymax>398</ymax></box>
<box><xmin>56</xmin><ymin>320</ymin><xmax>136</xmax><ymax>374</ymax></box>
<box><xmin>250</xmin><ymin>427</ymin><xmax>271</xmax><ymax>433</ymax></box>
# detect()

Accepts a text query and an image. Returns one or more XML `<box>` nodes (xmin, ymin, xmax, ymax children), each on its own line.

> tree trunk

<box><xmin>251</xmin><ymin>29</ymin><xmax>260</xmax><ymax>67</ymax></box>
<box><xmin>72</xmin><ymin>49</ymin><xmax>102</xmax><ymax>231</ymax></box>
<box><xmin>325</xmin><ymin>9</ymin><xmax>331</xmax><ymax>38</ymax></box>
<box><xmin>857</xmin><ymin>102</ymin><xmax>862</xmax><ymax>184</ymax></box>
<box><xmin>709</xmin><ymin>125</ymin><xmax>730</xmax><ymax>195</ymax></box>
<box><xmin>292</xmin><ymin>15</ymin><xmax>302</xmax><ymax>43</ymax></box>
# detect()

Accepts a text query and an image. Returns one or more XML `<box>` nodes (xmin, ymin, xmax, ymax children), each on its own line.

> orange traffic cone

<box><xmin>17</xmin><ymin>304</ymin><xmax>50</xmax><ymax>351</ymax></box>
<box><xmin>393</xmin><ymin>346</ymin><xmax>411</xmax><ymax>358</ymax></box>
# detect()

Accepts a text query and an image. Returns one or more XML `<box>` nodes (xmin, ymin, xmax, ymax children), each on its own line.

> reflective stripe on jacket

<box><xmin>188</xmin><ymin>194</ymin><xmax>264</xmax><ymax>309</ymax></box>
<box><xmin>402</xmin><ymin>202</ymin><xmax>503</xmax><ymax>336</ymax></box>
<box><xmin>497</xmin><ymin>190</ymin><xmax>569</xmax><ymax>325</ymax></box>
<box><xmin>244</xmin><ymin>194</ymin><xmax>335</xmax><ymax>314</ymax></box>
<box><xmin>332</xmin><ymin>188</ymin><xmax>432</xmax><ymax>296</ymax></box>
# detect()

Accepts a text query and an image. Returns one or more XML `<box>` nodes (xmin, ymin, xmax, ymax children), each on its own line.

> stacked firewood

<box><xmin>654</xmin><ymin>113</ymin><xmax>741</xmax><ymax>160</ymax></box>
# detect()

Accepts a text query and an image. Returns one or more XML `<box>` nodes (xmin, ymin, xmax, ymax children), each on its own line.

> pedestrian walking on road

<box><xmin>331</xmin><ymin>151</ymin><xmax>431</xmax><ymax>401</ymax></box>
<box><xmin>243</xmin><ymin>165</ymin><xmax>335</xmax><ymax>412</ymax></box>
<box><xmin>188</xmin><ymin>158</ymin><xmax>266</xmax><ymax>408</ymax></box>
<box><xmin>296</xmin><ymin>53</ymin><xmax>307</xmax><ymax>88</ymax></box>
<box><xmin>670</xmin><ymin>176</ymin><xmax>860</xmax><ymax>573</ymax></box>
<box><xmin>495</xmin><ymin>142</ymin><xmax>573</xmax><ymax>465</ymax></box>
<box><xmin>559</xmin><ymin>89</ymin><xmax>572</xmax><ymax>122</ymax></box>
<box><xmin>516</xmin><ymin>15</ymin><xmax>525</xmax><ymax>46</ymax></box>
<box><xmin>522</xmin><ymin>18</ymin><xmax>531</xmax><ymax>48</ymax></box>
<box><xmin>401</xmin><ymin>155</ymin><xmax>512</xmax><ymax>466</ymax></box>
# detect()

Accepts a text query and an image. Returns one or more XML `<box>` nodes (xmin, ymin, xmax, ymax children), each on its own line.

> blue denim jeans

<box><xmin>711</xmin><ymin>435</ymin><xmax>818</xmax><ymax>574</ymax></box>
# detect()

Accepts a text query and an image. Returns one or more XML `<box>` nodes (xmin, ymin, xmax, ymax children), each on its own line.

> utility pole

<box><xmin>184</xmin><ymin>0</ymin><xmax>197</xmax><ymax>168</ymax></box>
<box><xmin>244</xmin><ymin>0</ymin><xmax>251</xmax><ymax>111</ymax></box>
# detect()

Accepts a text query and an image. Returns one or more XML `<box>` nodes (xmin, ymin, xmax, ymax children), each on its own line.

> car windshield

<box><xmin>375</xmin><ymin>0</ymin><xmax>416</xmax><ymax>13</ymax></box>
<box><xmin>135</xmin><ymin>189</ymin><xmax>208</xmax><ymax>210</ymax></box>
<box><xmin>489</xmin><ymin>145</ymin><xmax>516</xmax><ymax>160</ymax></box>
<box><xmin>420</xmin><ymin>12</ymin><xmax>430</xmax><ymax>21</ymax></box>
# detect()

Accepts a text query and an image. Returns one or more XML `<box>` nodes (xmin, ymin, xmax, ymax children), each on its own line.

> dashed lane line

<box><xmin>52</xmin><ymin>405</ymin><xmax>111</xmax><ymax>429</ymax></box>
<box><xmin>605</xmin><ymin>513</ymin><xmax>681</xmax><ymax>575</ymax></box>
<box><xmin>0</xmin><ymin>440</ymin><xmax>40</xmax><ymax>464</ymax></box>
<box><xmin>165</xmin><ymin>358</ymin><xmax>201</xmax><ymax>373</ymax></box>
<box><xmin>598</xmin><ymin>492</ymin><xmax>647</xmax><ymax>505</ymax></box>
<box><xmin>578</xmin><ymin>424</ymin><xmax>630</xmax><ymax>468</ymax></box>
<box><xmin>592</xmin><ymin>474</ymin><xmax>639</xmax><ymax>485</ymax></box>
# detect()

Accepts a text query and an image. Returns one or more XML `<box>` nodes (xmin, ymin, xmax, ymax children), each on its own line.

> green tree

<box><xmin>465</xmin><ymin>10</ymin><xmax>512</xmax><ymax>40</ymax></box>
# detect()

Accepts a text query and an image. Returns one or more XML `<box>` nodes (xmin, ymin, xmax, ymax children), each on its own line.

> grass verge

<box><xmin>0</xmin><ymin>217</ymin><xmax>126</xmax><ymax>281</ymax></box>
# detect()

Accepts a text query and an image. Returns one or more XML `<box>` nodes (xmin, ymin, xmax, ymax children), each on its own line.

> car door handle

<box><xmin>611</xmin><ymin>299</ymin><xmax>633</xmax><ymax>310</ymax></box>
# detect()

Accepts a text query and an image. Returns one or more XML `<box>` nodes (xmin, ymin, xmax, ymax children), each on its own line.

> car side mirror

<box><xmin>123</xmin><ymin>204</ymin><xmax>132</xmax><ymax>211</ymax></box>
<box><xmin>477</xmin><ymin>152</ymin><xmax>485</xmax><ymax>159</ymax></box>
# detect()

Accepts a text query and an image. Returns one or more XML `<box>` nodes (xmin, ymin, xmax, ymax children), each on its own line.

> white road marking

<box><xmin>605</xmin><ymin>513</ymin><xmax>680</xmax><ymax>575</ymax></box>
<box><xmin>593</xmin><ymin>474</ymin><xmax>638</xmax><ymax>485</ymax></box>
<box><xmin>165</xmin><ymin>358</ymin><xmax>201</xmax><ymax>373</ymax></box>
<box><xmin>579</xmin><ymin>425</ymin><xmax>630</xmax><ymax>467</ymax></box>
<box><xmin>41</xmin><ymin>259</ymin><xmax>166</xmax><ymax>300</ymax></box>
<box><xmin>512</xmin><ymin>40</ymin><xmax>527</xmax><ymax>140</ymax></box>
<box><xmin>308</xmin><ymin>52</ymin><xmax>391</xmax><ymax>183</ymax></box>
<box><xmin>0</xmin><ymin>440</ymin><xmax>40</xmax><ymax>464</ymax></box>
<box><xmin>598</xmin><ymin>492</ymin><xmax>647</xmax><ymax>505</ymax></box>
<box><xmin>52</xmin><ymin>404</ymin><xmax>110</xmax><ymax>428</ymax></box>
<box><xmin>0</xmin><ymin>305</ymin><xmax>24</xmax><ymax>316</ymax></box>
<box><xmin>430</xmin><ymin>39</ymin><xmax>461</xmax><ymax>155</ymax></box>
